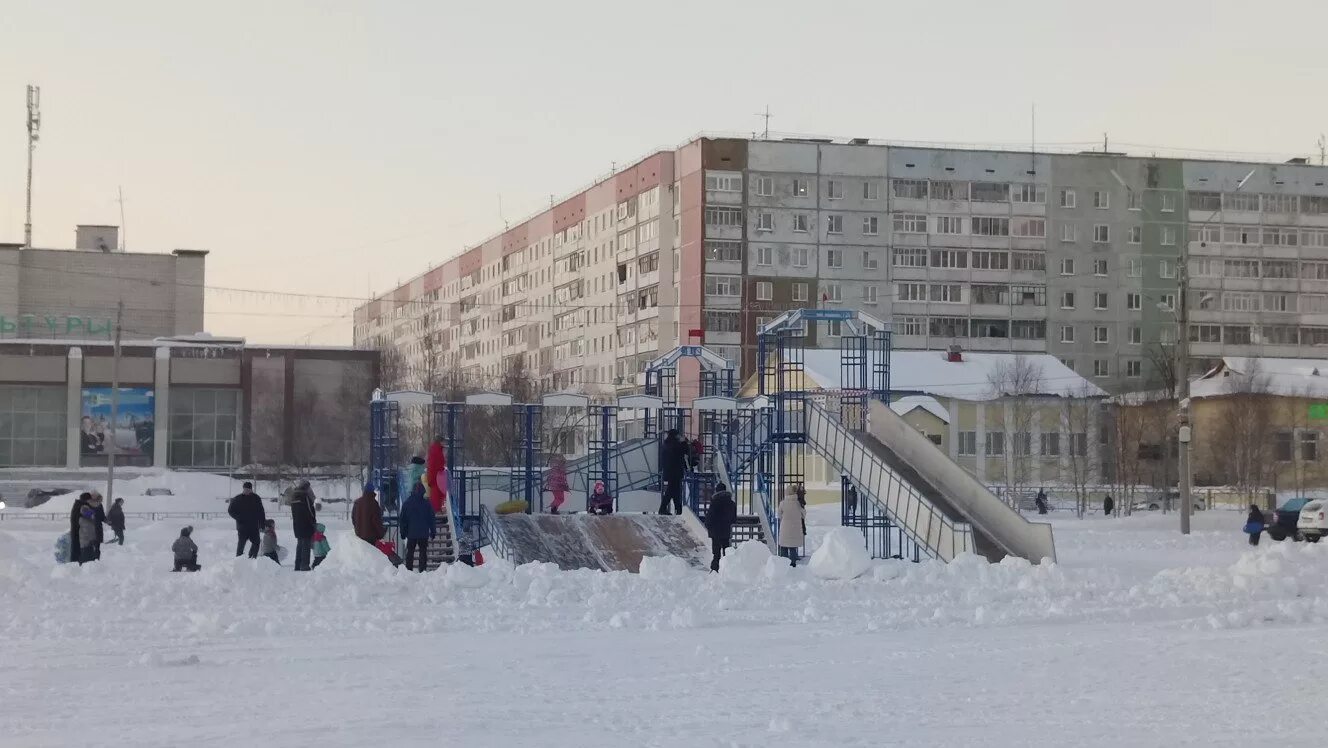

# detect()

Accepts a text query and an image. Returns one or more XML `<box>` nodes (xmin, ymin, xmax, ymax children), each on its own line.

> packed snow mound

<box><xmin>318</xmin><ymin>532</ymin><xmax>396</xmax><ymax>575</ymax></box>
<box><xmin>719</xmin><ymin>540</ymin><xmax>773</xmax><ymax>582</ymax></box>
<box><xmin>638</xmin><ymin>554</ymin><xmax>694</xmax><ymax>581</ymax></box>
<box><xmin>809</xmin><ymin>527</ymin><xmax>872</xmax><ymax>580</ymax></box>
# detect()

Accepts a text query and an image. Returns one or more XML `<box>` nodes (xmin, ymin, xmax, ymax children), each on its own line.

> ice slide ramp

<box><xmin>491</xmin><ymin>513</ymin><xmax>710</xmax><ymax>572</ymax></box>
<box><xmin>803</xmin><ymin>399</ymin><xmax>1055</xmax><ymax>564</ymax></box>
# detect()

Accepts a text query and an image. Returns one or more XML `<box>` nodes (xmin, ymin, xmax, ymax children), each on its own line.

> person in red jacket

<box><xmin>426</xmin><ymin>438</ymin><xmax>447</xmax><ymax>513</ymax></box>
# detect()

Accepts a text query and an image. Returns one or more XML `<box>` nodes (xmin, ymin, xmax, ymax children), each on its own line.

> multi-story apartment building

<box><xmin>354</xmin><ymin>136</ymin><xmax>1328</xmax><ymax>397</ymax></box>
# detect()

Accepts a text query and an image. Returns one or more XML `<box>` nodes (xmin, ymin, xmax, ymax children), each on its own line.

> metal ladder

<box><xmin>425</xmin><ymin>510</ymin><xmax>458</xmax><ymax>570</ymax></box>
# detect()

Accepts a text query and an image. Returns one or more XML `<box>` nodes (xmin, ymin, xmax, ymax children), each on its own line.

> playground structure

<box><xmin>368</xmin><ymin>307</ymin><xmax>1057</xmax><ymax>572</ymax></box>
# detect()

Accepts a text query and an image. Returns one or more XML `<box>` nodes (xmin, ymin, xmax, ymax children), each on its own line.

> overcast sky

<box><xmin>2</xmin><ymin>0</ymin><xmax>1326</xmax><ymax>343</ymax></box>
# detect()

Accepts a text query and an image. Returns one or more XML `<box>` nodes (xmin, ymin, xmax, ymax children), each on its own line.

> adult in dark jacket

<box><xmin>228</xmin><ymin>481</ymin><xmax>266</xmax><ymax>558</ymax></box>
<box><xmin>793</xmin><ymin>483</ymin><xmax>807</xmax><ymax>536</ymax></box>
<box><xmin>1103</xmin><ymin>494</ymin><xmax>1115</xmax><ymax>518</ymax></box>
<box><xmin>352</xmin><ymin>484</ymin><xmax>386</xmax><ymax>544</ymax></box>
<box><xmin>68</xmin><ymin>492</ymin><xmax>90</xmax><ymax>563</ymax></box>
<box><xmin>289</xmin><ymin>480</ymin><xmax>317</xmax><ymax>571</ymax></box>
<box><xmin>1035</xmin><ymin>488</ymin><xmax>1049</xmax><ymax>515</ymax></box>
<box><xmin>1245</xmin><ymin>504</ymin><xmax>1265</xmax><ymax>547</ymax></box>
<box><xmin>657</xmin><ymin>429</ymin><xmax>690</xmax><ymax>515</ymax></box>
<box><xmin>106</xmin><ymin>498</ymin><xmax>126</xmax><ymax>545</ymax></box>
<box><xmin>88</xmin><ymin>491</ymin><xmax>107</xmax><ymax>546</ymax></box>
<box><xmin>398</xmin><ymin>483</ymin><xmax>437</xmax><ymax>572</ymax></box>
<box><xmin>704</xmin><ymin>483</ymin><xmax>738</xmax><ymax>572</ymax></box>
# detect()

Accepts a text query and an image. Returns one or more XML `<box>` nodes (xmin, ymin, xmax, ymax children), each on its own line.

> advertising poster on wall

<box><xmin>80</xmin><ymin>388</ymin><xmax>155</xmax><ymax>460</ymax></box>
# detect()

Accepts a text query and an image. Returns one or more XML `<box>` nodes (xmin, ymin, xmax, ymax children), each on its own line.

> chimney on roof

<box><xmin>946</xmin><ymin>344</ymin><xmax>963</xmax><ymax>363</ymax></box>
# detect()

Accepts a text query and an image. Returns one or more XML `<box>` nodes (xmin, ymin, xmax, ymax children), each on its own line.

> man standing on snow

<box><xmin>289</xmin><ymin>480</ymin><xmax>317</xmax><ymax>571</ymax></box>
<box><xmin>229</xmin><ymin>482</ymin><xmax>267</xmax><ymax>558</ymax></box>
<box><xmin>399</xmin><ymin>482</ymin><xmax>436</xmax><ymax>572</ymax></box>
<box><xmin>658</xmin><ymin>429</ymin><xmax>689</xmax><ymax>515</ymax></box>
<box><xmin>106</xmin><ymin>498</ymin><xmax>126</xmax><ymax>546</ymax></box>
<box><xmin>704</xmin><ymin>482</ymin><xmax>737</xmax><ymax>572</ymax></box>
<box><xmin>68</xmin><ymin>492</ymin><xmax>90</xmax><ymax>563</ymax></box>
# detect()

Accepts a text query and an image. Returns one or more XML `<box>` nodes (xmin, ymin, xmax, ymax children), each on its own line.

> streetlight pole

<box><xmin>1177</xmin><ymin>253</ymin><xmax>1192</xmax><ymax>535</ymax></box>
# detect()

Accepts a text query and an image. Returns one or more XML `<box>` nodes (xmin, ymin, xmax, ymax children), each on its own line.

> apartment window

<box><xmin>863</xmin><ymin>181</ymin><xmax>880</xmax><ymax>200</ymax></box>
<box><xmin>958</xmin><ymin>431</ymin><xmax>977</xmax><ymax>456</ymax></box>
<box><xmin>1223</xmin><ymin>225</ymin><xmax>1260</xmax><ymax>245</ymax></box>
<box><xmin>1013</xmin><ymin>252</ymin><xmax>1046</xmax><ymax>271</ymax></box>
<box><xmin>824</xmin><ymin>283</ymin><xmax>842</xmax><ymax>302</ymax></box>
<box><xmin>705</xmin><ymin>207</ymin><xmax>742</xmax><ymax>226</ymax></box>
<box><xmin>1061</xmin><ymin>358</ymin><xmax>1076</xmax><ymax>372</ymax></box>
<box><xmin>705</xmin><ymin>275</ymin><xmax>741</xmax><ymax>296</ymax></box>
<box><xmin>1060</xmin><ymin>188</ymin><xmax>1076</xmax><ymax>208</ymax></box>
<box><xmin>1093</xmin><ymin>225</ymin><xmax>1110</xmax><ymax>243</ymax></box>
<box><xmin>1224</xmin><ymin>193</ymin><xmax>1260</xmax><ymax>212</ymax></box>
<box><xmin>1225</xmin><ymin>259</ymin><xmax>1260</xmax><ymax>278</ymax></box>
<box><xmin>826</xmin><ymin>249</ymin><xmax>844</xmax><ymax>268</ymax></box>
<box><xmin>1061</xmin><ymin>224</ymin><xmax>1079</xmax><ymax>242</ymax></box>
<box><xmin>1159</xmin><ymin>259</ymin><xmax>1175</xmax><ymax>279</ymax></box>
<box><xmin>897</xmin><ymin>282</ymin><xmax>928</xmax><ymax>302</ymax></box>
<box><xmin>1160</xmin><ymin>226</ymin><xmax>1177</xmax><ymax>246</ymax></box>
<box><xmin>1070</xmin><ymin>432</ymin><xmax>1089</xmax><ymax>457</ymax></box>
<box><xmin>899</xmin><ymin>316</ymin><xmax>925</xmax><ymax>336</ymax></box>
<box><xmin>1226</xmin><ymin>325</ymin><xmax>1253</xmax><ymax>345</ymax></box>
<box><xmin>755</xmin><ymin>281</ymin><xmax>772</xmax><ymax>301</ymax></box>
<box><xmin>1093</xmin><ymin>359</ymin><xmax>1110</xmax><ymax>378</ymax></box>
<box><xmin>1012</xmin><ymin>285</ymin><xmax>1046</xmax><ymax>306</ymax></box>
<box><xmin>1264</xmin><ymin>259</ymin><xmax>1296</xmax><ymax>279</ymax></box>
<box><xmin>930</xmin><ymin>317</ymin><xmax>968</xmax><ymax>337</ymax></box>
<box><xmin>1094</xmin><ymin>292</ymin><xmax>1108</xmax><ymax>310</ymax></box>
<box><xmin>169</xmin><ymin>389</ymin><xmax>240</xmax><ymax>468</ymax></box>
<box><xmin>705</xmin><ymin>173</ymin><xmax>742</xmax><ymax>192</ymax></box>
<box><xmin>1302</xmin><ymin>294</ymin><xmax>1328</xmax><ymax>313</ymax></box>
<box><xmin>931</xmin><ymin>181</ymin><xmax>967</xmax><ymax>200</ymax></box>
<box><xmin>1160</xmin><ymin>193</ymin><xmax>1177</xmax><ymax>212</ymax></box>
<box><xmin>1060</xmin><ymin>258</ymin><xmax>1075</xmax><ymax>276</ymax></box>
<box><xmin>1040</xmin><ymin>432</ymin><xmax>1061</xmax><ymax>457</ymax></box>
<box><xmin>1129</xmin><ymin>326</ymin><xmax>1142</xmax><ymax>345</ymax></box>
<box><xmin>931</xmin><ymin>249</ymin><xmax>967</xmax><ymax>269</ymax></box>
<box><xmin>1094</xmin><ymin>325</ymin><xmax>1109</xmax><ymax>343</ymax></box>
<box><xmin>825</xmin><ymin>180</ymin><xmax>844</xmax><ymax>200</ymax></box>
<box><xmin>793</xmin><ymin>247</ymin><xmax>810</xmax><ymax>268</ymax></box>
<box><xmin>1160</xmin><ymin>327</ymin><xmax>1177</xmax><ymax>345</ymax></box>
<box><xmin>1011</xmin><ymin>432</ymin><xmax>1033</xmax><ymax>457</ymax></box>
<box><xmin>893</xmin><ymin>248</ymin><xmax>927</xmax><ymax>268</ymax></box>
<box><xmin>705</xmin><ymin>240</ymin><xmax>743</xmax><ymax>263</ymax></box>
<box><xmin>1012</xmin><ymin>184</ymin><xmax>1046</xmax><ymax>204</ymax></box>
<box><xmin>1011</xmin><ymin>217</ymin><xmax>1046</xmax><ymax>238</ymax></box>
<box><xmin>704</xmin><ymin>310</ymin><xmax>741</xmax><ymax>333</ymax></box>
<box><xmin>893</xmin><ymin>213</ymin><xmax>928</xmax><ymax>233</ymax></box>
<box><xmin>792</xmin><ymin>282</ymin><xmax>808</xmax><ymax>302</ymax></box>
<box><xmin>756</xmin><ymin>246</ymin><xmax>773</xmax><ymax>266</ymax></box>
<box><xmin>1275</xmin><ymin>431</ymin><xmax>1294</xmax><ymax>461</ymax></box>
<box><xmin>1303</xmin><ymin>431</ymin><xmax>1319</xmax><ymax>461</ymax></box>
<box><xmin>791</xmin><ymin>179</ymin><xmax>809</xmax><ymax>197</ymax></box>
<box><xmin>862</xmin><ymin>216</ymin><xmax>879</xmax><ymax>235</ymax></box>
<box><xmin>1060</xmin><ymin>325</ymin><xmax>1075</xmax><ymax>343</ymax></box>
<box><xmin>1127</xmin><ymin>292</ymin><xmax>1142</xmax><ymax>311</ymax></box>
<box><xmin>756</xmin><ymin>212</ymin><xmax>774</xmax><ymax>232</ymax></box>
<box><xmin>892</xmin><ymin>179</ymin><xmax>928</xmax><ymax>199</ymax></box>
<box><xmin>1160</xmin><ymin>293</ymin><xmax>1177</xmax><ymax>311</ymax></box>
<box><xmin>825</xmin><ymin>320</ymin><xmax>843</xmax><ymax>337</ymax></box>
<box><xmin>972</xmin><ymin>250</ymin><xmax>1010</xmax><ymax>270</ymax></box>
<box><xmin>971</xmin><ymin>216</ymin><xmax>1011</xmax><ymax>236</ymax></box>
<box><xmin>929</xmin><ymin>284</ymin><xmax>963</xmax><ymax>303</ymax></box>
<box><xmin>985</xmin><ymin>432</ymin><xmax>1005</xmax><ymax>456</ymax></box>
<box><xmin>972</xmin><ymin>284</ymin><xmax>1009</xmax><ymax>305</ymax></box>
<box><xmin>863</xmin><ymin>285</ymin><xmax>879</xmax><ymax>304</ymax></box>
<box><xmin>934</xmin><ymin>215</ymin><xmax>965</xmax><ymax>235</ymax></box>
<box><xmin>1061</xmin><ymin>291</ymin><xmax>1076</xmax><ymax>309</ymax></box>
<box><xmin>826</xmin><ymin>214</ymin><xmax>844</xmax><ymax>235</ymax></box>
<box><xmin>971</xmin><ymin>182</ymin><xmax>1010</xmax><ymax>202</ymax></box>
<box><xmin>792</xmin><ymin>214</ymin><xmax>810</xmax><ymax>233</ymax></box>
<box><xmin>1094</xmin><ymin>259</ymin><xmax>1108</xmax><ymax>276</ymax></box>
<box><xmin>0</xmin><ymin>386</ymin><xmax>67</xmax><ymax>467</ymax></box>
<box><xmin>755</xmin><ymin>176</ymin><xmax>774</xmax><ymax>197</ymax></box>
<box><xmin>1127</xmin><ymin>191</ymin><xmax>1141</xmax><ymax>211</ymax></box>
<box><xmin>862</xmin><ymin>251</ymin><xmax>879</xmax><ymax>270</ymax></box>
<box><xmin>1094</xmin><ymin>190</ymin><xmax>1110</xmax><ymax>209</ymax></box>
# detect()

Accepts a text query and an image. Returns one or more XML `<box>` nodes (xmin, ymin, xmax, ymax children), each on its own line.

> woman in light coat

<box><xmin>777</xmin><ymin>492</ymin><xmax>805</xmax><ymax>567</ymax></box>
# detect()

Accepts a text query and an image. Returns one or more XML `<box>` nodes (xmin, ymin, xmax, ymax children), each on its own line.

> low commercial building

<box><xmin>0</xmin><ymin>337</ymin><xmax>378</xmax><ymax>469</ymax></box>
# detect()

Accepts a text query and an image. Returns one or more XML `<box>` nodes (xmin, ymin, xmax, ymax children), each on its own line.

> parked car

<box><xmin>1131</xmin><ymin>490</ymin><xmax>1205</xmax><ymax>513</ymax></box>
<box><xmin>1297</xmin><ymin>500</ymin><xmax>1328</xmax><ymax>542</ymax></box>
<box><xmin>1266</xmin><ymin>498</ymin><xmax>1313</xmax><ymax>541</ymax></box>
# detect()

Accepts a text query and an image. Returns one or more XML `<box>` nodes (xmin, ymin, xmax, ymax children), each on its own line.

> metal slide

<box><xmin>463</xmin><ymin>436</ymin><xmax>660</xmax><ymax>498</ymax></box>
<box><xmin>803</xmin><ymin>399</ymin><xmax>1055</xmax><ymax>563</ymax></box>
<box><xmin>485</xmin><ymin>512</ymin><xmax>710</xmax><ymax>572</ymax></box>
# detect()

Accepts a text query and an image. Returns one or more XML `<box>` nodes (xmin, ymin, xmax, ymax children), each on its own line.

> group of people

<box><xmin>67</xmin><ymin>490</ymin><xmax>125</xmax><ymax>564</ymax></box>
<box><xmin>1032</xmin><ymin>488</ymin><xmax>1115</xmax><ymax>517</ymax></box>
<box><xmin>659</xmin><ymin>429</ymin><xmax>705</xmax><ymax>516</ymax></box>
<box><xmin>702</xmin><ymin>480</ymin><xmax>807</xmax><ymax>572</ymax></box>
<box><xmin>543</xmin><ymin>455</ymin><xmax>616</xmax><ymax>515</ymax></box>
<box><xmin>226</xmin><ymin>480</ymin><xmax>328</xmax><ymax>570</ymax></box>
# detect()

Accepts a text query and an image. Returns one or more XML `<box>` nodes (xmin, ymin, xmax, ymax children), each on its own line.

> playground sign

<box><xmin>1310</xmin><ymin>403</ymin><xmax>1328</xmax><ymax>420</ymax></box>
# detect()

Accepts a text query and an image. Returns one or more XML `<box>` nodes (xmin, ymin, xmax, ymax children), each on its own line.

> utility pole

<box><xmin>756</xmin><ymin>106</ymin><xmax>772</xmax><ymax>139</ymax></box>
<box><xmin>24</xmin><ymin>84</ymin><xmax>42</xmax><ymax>248</ymax></box>
<box><xmin>106</xmin><ymin>302</ymin><xmax>123</xmax><ymax>506</ymax></box>
<box><xmin>1176</xmin><ymin>244</ymin><xmax>1192</xmax><ymax>535</ymax></box>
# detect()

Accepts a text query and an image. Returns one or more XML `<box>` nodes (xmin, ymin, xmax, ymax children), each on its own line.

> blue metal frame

<box><xmin>589</xmin><ymin>404</ymin><xmax>617</xmax><ymax>512</ymax></box>
<box><xmin>435</xmin><ymin>399</ymin><xmax>489</xmax><ymax>556</ymax></box>
<box><xmin>369</xmin><ymin>397</ymin><xmax>400</xmax><ymax>503</ymax></box>
<box><xmin>514</xmin><ymin>403</ymin><xmax>543</xmax><ymax>513</ymax></box>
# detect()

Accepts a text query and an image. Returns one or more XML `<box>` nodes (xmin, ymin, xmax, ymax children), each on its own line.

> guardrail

<box><xmin>478</xmin><ymin>504</ymin><xmax>511</xmax><ymax>560</ymax></box>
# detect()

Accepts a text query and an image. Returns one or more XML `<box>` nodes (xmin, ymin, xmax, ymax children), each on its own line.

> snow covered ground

<box><xmin>2</xmin><ymin>502</ymin><xmax>1326</xmax><ymax>747</ymax></box>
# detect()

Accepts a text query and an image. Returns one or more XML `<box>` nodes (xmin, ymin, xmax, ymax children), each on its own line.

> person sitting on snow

<box><xmin>172</xmin><ymin>526</ymin><xmax>201</xmax><ymax>572</ymax></box>
<box><xmin>260</xmin><ymin>519</ymin><xmax>280</xmax><ymax>564</ymax></box>
<box><xmin>588</xmin><ymin>481</ymin><xmax>614</xmax><ymax>515</ymax></box>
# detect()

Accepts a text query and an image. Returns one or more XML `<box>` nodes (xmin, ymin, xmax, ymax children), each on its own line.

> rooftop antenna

<box><xmin>1103</xmin><ymin>132</ymin><xmax>1109</xmax><ymax>153</ymax></box>
<box><xmin>24</xmin><ymin>84</ymin><xmax>41</xmax><ymax>249</ymax></box>
<box><xmin>498</xmin><ymin>194</ymin><xmax>509</xmax><ymax>230</ymax></box>
<box><xmin>116</xmin><ymin>186</ymin><xmax>126</xmax><ymax>251</ymax></box>
<box><xmin>1030</xmin><ymin>102</ymin><xmax>1036</xmax><ymax>174</ymax></box>
<box><xmin>756</xmin><ymin>105</ymin><xmax>772</xmax><ymax>139</ymax></box>
<box><xmin>1319</xmin><ymin>134</ymin><xmax>1325</xmax><ymax>166</ymax></box>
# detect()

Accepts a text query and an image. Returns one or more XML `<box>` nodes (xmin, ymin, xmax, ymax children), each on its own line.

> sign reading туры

<box><xmin>0</xmin><ymin>314</ymin><xmax>113</xmax><ymax>339</ymax></box>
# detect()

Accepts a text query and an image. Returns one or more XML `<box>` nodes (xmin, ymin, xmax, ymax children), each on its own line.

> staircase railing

<box><xmin>804</xmin><ymin>399</ymin><xmax>973</xmax><ymax>561</ymax></box>
<box><xmin>479</xmin><ymin>504</ymin><xmax>511</xmax><ymax>561</ymax></box>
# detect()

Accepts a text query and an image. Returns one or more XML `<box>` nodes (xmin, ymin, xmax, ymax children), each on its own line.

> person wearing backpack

<box><xmin>399</xmin><ymin>481</ymin><xmax>436</xmax><ymax>572</ymax></box>
<box><xmin>1244</xmin><ymin>504</ymin><xmax>1265</xmax><ymax>547</ymax></box>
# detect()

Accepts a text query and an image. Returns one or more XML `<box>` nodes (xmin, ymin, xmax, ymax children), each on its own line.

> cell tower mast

<box><xmin>24</xmin><ymin>85</ymin><xmax>42</xmax><ymax>249</ymax></box>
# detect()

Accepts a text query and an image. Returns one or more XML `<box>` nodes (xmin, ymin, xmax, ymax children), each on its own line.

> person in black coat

<box><xmin>68</xmin><ymin>492</ymin><xmax>90</xmax><ymax>564</ymax></box>
<box><xmin>228</xmin><ymin>481</ymin><xmax>267</xmax><ymax>558</ymax></box>
<box><xmin>289</xmin><ymin>480</ymin><xmax>317</xmax><ymax>571</ymax></box>
<box><xmin>1103</xmin><ymin>494</ymin><xmax>1115</xmax><ymax>518</ymax></box>
<box><xmin>705</xmin><ymin>482</ymin><xmax>738</xmax><ymax>572</ymax></box>
<box><xmin>1246</xmin><ymin>504</ymin><xmax>1265</xmax><ymax>547</ymax></box>
<box><xmin>106</xmin><ymin>498</ymin><xmax>126</xmax><ymax>545</ymax></box>
<box><xmin>657</xmin><ymin>430</ymin><xmax>690</xmax><ymax>515</ymax></box>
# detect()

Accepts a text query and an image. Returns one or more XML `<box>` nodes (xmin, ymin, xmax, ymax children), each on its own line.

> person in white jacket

<box><xmin>777</xmin><ymin>492</ymin><xmax>805</xmax><ymax>567</ymax></box>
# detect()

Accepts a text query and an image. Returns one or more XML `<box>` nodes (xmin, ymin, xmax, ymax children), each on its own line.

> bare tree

<box><xmin>986</xmin><ymin>356</ymin><xmax>1044</xmax><ymax>508</ymax></box>
<box><xmin>1107</xmin><ymin>397</ymin><xmax>1155</xmax><ymax>516</ymax></box>
<box><xmin>1059</xmin><ymin>384</ymin><xmax>1099</xmax><ymax>516</ymax></box>
<box><xmin>1205</xmin><ymin>361</ymin><xmax>1272</xmax><ymax>502</ymax></box>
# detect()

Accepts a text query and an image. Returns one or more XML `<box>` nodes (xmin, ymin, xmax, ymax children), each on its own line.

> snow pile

<box><xmin>317</xmin><ymin>531</ymin><xmax>395</xmax><ymax>575</ymax></box>
<box><xmin>719</xmin><ymin>540</ymin><xmax>774</xmax><ymax>582</ymax></box>
<box><xmin>638</xmin><ymin>554</ymin><xmax>694</xmax><ymax>581</ymax></box>
<box><xmin>808</xmin><ymin>527</ymin><xmax>872</xmax><ymax>579</ymax></box>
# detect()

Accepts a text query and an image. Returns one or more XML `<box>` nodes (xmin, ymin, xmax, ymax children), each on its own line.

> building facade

<box><xmin>355</xmin><ymin>137</ymin><xmax>1328</xmax><ymax>396</ymax></box>
<box><xmin>0</xmin><ymin>225</ymin><xmax>206</xmax><ymax>340</ymax></box>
